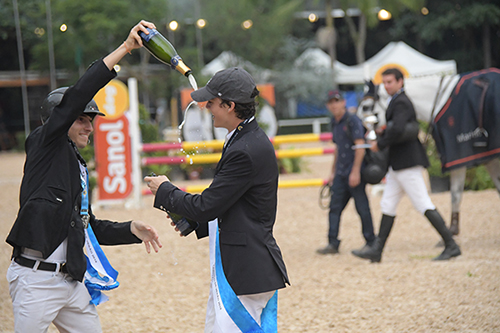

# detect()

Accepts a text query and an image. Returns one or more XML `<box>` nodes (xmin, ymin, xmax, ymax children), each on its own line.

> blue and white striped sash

<box><xmin>208</xmin><ymin>220</ymin><xmax>277</xmax><ymax>332</ymax></box>
<box><xmin>80</xmin><ymin>167</ymin><xmax>119</xmax><ymax>305</ymax></box>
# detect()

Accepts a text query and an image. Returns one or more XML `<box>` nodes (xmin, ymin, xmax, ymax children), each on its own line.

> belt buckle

<box><xmin>81</xmin><ymin>214</ymin><xmax>89</xmax><ymax>229</ymax></box>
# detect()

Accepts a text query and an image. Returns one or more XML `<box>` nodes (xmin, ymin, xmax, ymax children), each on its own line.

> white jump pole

<box><xmin>126</xmin><ymin>77</ymin><xmax>143</xmax><ymax>209</ymax></box>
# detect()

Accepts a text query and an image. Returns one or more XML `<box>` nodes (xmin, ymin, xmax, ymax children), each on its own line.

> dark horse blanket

<box><xmin>433</xmin><ymin>68</ymin><xmax>500</xmax><ymax>172</ymax></box>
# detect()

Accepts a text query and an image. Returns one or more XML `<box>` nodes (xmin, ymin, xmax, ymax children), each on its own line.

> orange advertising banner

<box><xmin>94</xmin><ymin>114</ymin><xmax>133</xmax><ymax>201</ymax></box>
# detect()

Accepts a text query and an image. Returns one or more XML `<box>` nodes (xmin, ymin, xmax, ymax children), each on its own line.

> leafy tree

<box><xmin>390</xmin><ymin>0</ymin><xmax>500</xmax><ymax>72</ymax></box>
<box><xmin>199</xmin><ymin>0</ymin><xmax>303</xmax><ymax>69</ymax></box>
<box><xmin>0</xmin><ymin>0</ymin><xmax>45</xmax><ymax>70</ymax></box>
<box><xmin>338</xmin><ymin>0</ymin><xmax>425</xmax><ymax>64</ymax></box>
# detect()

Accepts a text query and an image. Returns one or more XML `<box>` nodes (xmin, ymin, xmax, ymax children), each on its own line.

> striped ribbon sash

<box><xmin>81</xmin><ymin>167</ymin><xmax>119</xmax><ymax>305</ymax></box>
<box><xmin>84</xmin><ymin>225</ymin><xmax>120</xmax><ymax>305</ymax></box>
<box><xmin>208</xmin><ymin>220</ymin><xmax>278</xmax><ymax>333</ymax></box>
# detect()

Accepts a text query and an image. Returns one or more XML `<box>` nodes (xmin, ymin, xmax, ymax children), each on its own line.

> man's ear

<box><xmin>226</xmin><ymin>101</ymin><xmax>236</xmax><ymax>112</ymax></box>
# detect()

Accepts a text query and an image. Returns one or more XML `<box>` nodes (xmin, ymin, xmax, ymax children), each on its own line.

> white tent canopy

<box><xmin>194</xmin><ymin>51</ymin><xmax>277</xmax><ymax>138</ymax></box>
<box><xmin>201</xmin><ymin>51</ymin><xmax>272</xmax><ymax>82</ymax></box>
<box><xmin>295</xmin><ymin>42</ymin><xmax>457</xmax><ymax>85</ymax></box>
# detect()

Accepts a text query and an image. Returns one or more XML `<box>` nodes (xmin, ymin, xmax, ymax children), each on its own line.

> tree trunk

<box><xmin>344</xmin><ymin>13</ymin><xmax>366</xmax><ymax>64</ymax></box>
<box><xmin>483</xmin><ymin>24</ymin><xmax>492</xmax><ymax>68</ymax></box>
<box><xmin>356</xmin><ymin>14</ymin><xmax>366</xmax><ymax>64</ymax></box>
<box><xmin>325</xmin><ymin>0</ymin><xmax>337</xmax><ymax>70</ymax></box>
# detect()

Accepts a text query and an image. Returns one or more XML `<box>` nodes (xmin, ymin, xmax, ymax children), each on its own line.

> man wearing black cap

<box><xmin>6</xmin><ymin>20</ymin><xmax>162</xmax><ymax>333</ymax></box>
<box><xmin>146</xmin><ymin>67</ymin><xmax>289</xmax><ymax>332</ymax></box>
<box><xmin>316</xmin><ymin>90</ymin><xmax>376</xmax><ymax>255</ymax></box>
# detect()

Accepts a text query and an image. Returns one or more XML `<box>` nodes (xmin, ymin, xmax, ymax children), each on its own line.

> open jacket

<box><xmin>154</xmin><ymin>120</ymin><xmax>289</xmax><ymax>295</ymax></box>
<box><xmin>377</xmin><ymin>91</ymin><xmax>429</xmax><ymax>171</ymax></box>
<box><xmin>6</xmin><ymin>59</ymin><xmax>141</xmax><ymax>282</ymax></box>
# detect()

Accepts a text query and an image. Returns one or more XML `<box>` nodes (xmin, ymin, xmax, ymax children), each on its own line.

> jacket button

<box><xmin>70</xmin><ymin>221</ymin><xmax>75</xmax><ymax>227</ymax></box>
<box><xmin>74</xmin><ymin>206</ymin><xmax>78</xmax><ymax>211</ymax></box>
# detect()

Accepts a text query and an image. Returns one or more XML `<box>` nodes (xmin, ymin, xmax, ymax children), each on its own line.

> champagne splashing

<box><xmin>171</xmin><ymin>250</ymin><xmax>178</xmax><ymax>266</ymax></box>
<box><xmin>188</xmin><ymin>73</ymin><xmax>198</xmax><ymax>91</ymax></box>
<box><xmin>177</xmin><ymin>75</ymin><xmax>201</xmax><ymax>168</ymax></box>
<box><xmin>178</xmin><ymin>100</ymin><xmax>197</xmax><ymax>131</ymax></box>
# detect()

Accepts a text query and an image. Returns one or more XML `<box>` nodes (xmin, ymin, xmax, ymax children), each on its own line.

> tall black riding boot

<box><xmin>352</xmin><ymin>214</ymin><xmax>395</xmax><ymax>263</ymax></box>
<box><xmin>425</xmin><ymin>209</ymin><xmax>461</xmax><ymax>261</ymax></box>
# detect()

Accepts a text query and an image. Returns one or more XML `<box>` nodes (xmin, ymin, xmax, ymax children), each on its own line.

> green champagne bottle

<box><xmin>139</xmin><ymin>28</ymin><xmax>192</xmax><ymax>77</ymax></box>
<box><xmin>167</xmin><ymin>211</ymin><xmax>198</xmax><ymax>236</ymax></box>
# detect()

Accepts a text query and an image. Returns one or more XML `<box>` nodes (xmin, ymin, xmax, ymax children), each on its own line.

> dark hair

<box><xmin>382</xmin><ymin>68</ymin><xmax>404</xmax><ymax>81</ymax></box>
<box><xmin>221</xmin><ymin>87</ymin><xmax>259</xmax><ymax>119</ymax></box>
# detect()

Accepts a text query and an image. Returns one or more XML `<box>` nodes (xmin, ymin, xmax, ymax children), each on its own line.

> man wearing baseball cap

<box><xmin>316</xmin><ymin>89</ymin><xmax>376</xmax><ymax>256</ymax></box>
<box><xmin>146</xmin><ymin>67</ymin><xmax>289</xmax><ymax>332</ymax></box>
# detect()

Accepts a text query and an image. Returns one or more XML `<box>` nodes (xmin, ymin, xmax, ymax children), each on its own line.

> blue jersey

<box><xmin>331</xmin><ymin>112</ymin><xmax>365</xmax><ymax>177</ymax></box>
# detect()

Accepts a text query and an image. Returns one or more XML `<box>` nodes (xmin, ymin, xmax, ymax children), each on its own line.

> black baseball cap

<box><xmin>326</xmin><ymin>89</ymin><xmax>344</xmax><ymax>101</ymax></box>
<box><xmin>191</xmin><ymin>67</ymin><xmax>258</xmax><ymax>103</ymax></box>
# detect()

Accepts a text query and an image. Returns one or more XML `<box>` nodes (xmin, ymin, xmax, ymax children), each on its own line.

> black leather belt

<box><xmin>15</xmin><ymin>256</ymin><xmax>68</xmax><ymax>273</ymax></box>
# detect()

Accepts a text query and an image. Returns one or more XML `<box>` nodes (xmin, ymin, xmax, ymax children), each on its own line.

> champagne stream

<box><xmin>188</xmin><ymin>73</ymin><xmax>198</xmax><ymax>90</ymax></box>
<box><xmin>178</xmin><ymin>74</ymin><xmax>199</xmax><ymax>131</ymax></box>
<box><xmin>178</xmin><ymin>101</ymin><xmax>197</xmax><ymax>132</ymax></box>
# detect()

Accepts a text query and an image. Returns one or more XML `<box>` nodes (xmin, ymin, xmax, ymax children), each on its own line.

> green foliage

<box><xmin>464</xmin><ymin>165</ymin><xmax>495</xmax><ymax>191</ymax></box>
<box><xmin>276</xmin><ymin>146</ymin><xmax>303</xmax><ymax>174</ymax></box>
<box><xmin>29</xmin><ymin>0</ymin><xmax>170</xmax><ymax>72</ymax></box>
<box><xmin>79</xmin><ymin>139</ymin><xmax>94</xmax><ymax>163</ymax></box>
<box><xmin>278</xmin><ymin>157</ymin><xmax>302</xmax><ymax>174</ymax></box>
<box><xmin>389</xmin><ymin>0</ymin><xmax>500</xmax><ymax>71</ymax></box>
<box><xmin>423</xmin><ymin>137</ymin><xmax>449</xmax><ymax>178</ymax></box>
<box><xmin>418</xmin><ymin>2</ymin><xmax>500</xmax><ymax>39</ymax></box>
<box><xmin>340</xmin><ymin>0</ymin><xmax>426</xmax><ymax>28</ymax></box>
<box><xmin>200</xmin><ymin>0</ymin><xmax>303</xmax><ymax>69</ymax></box>
<box><xmin>272</xmin><ymin>36</ymin><xmax>334</xmax><ymax>105</ymax></box>
<box><xmin>79</xmin><ymin>138</ymin><xmax>96</xmax><ymax>192</ymax></box>
<box><xmin>13</xmin><ymin>132</ymin><xmax>26</xmax><ymax>151</ymax></box>
<box><xmin>143</xmin><ymin>150</ymin><xmax>173</xmax><ymax>178</ymax></box>
<box><xmin>138</xmin><ymin>103</ymin><xmax>159</xmax><ymax>143</ymax></box>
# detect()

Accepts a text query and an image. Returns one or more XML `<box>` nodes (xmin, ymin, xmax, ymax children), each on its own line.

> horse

<box><xmin>357</xmin><ymin>69</ymin><xmax>500</xmax><ymax>236</ymax></box>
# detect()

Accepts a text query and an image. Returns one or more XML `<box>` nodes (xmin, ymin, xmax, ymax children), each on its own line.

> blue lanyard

<box><xmin>80</xmin><ymin>168</ymin><xmax>90</xmax><ymax>228</ymax></box>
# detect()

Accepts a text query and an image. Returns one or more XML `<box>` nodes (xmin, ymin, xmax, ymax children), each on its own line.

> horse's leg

<box><xmin>449</xmin><ymin>167</ymin><xmax>466</xmax><ymax>235</ymax></box>
<box><xmin>484</xmin><ymin>158</ymin><xmax>500</xmax><ymax>195</ymax></box>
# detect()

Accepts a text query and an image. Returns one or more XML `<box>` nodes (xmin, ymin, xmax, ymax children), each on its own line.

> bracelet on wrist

<box><xmin>123</xmin><ymin>41</ymin><xmax>132</xmax><ymax>55</ymax></box>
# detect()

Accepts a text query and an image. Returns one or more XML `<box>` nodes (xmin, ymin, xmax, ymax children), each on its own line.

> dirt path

<box><xmin>0</xmin><ymin>150</ymin><xmax>499</xmax><ymax>332</ymax></box>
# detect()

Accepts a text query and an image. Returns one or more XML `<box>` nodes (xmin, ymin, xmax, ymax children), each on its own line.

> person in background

<box><xmin>352</xmin><ymin>67</ymin><xmax>461</xmax><ymax>263</ymax></box>
<box><xmin>317</xmin><ymin>89</ymin><xmax>376</xmax><ymax>255</ymax></box>
<box><xmin>6</xmin><ymin>20</ymin><xmax>162</xmax><ymax>333</ymax></box>
<box><xmin>145</xmin><ymin>67</ymin><xmax>289</xmax><ymax>333</ymax></box>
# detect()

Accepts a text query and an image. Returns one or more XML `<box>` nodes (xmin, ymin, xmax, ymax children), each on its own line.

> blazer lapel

<box><xmin>214</xmin><ymin>121</ymin><xmax>258</xmax><ymax>175</ymax></box>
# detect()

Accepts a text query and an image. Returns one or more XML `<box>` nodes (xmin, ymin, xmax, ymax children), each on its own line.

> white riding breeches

<box><xmin>381</xmin><ymin>166</ymin><xmax>436</xmax><ymax>216</ymax></box>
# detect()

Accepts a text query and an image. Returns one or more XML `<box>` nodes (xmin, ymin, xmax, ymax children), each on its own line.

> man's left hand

<box><xmin>130</xmin><ymin>221</ymin><xmax>162</xmax><ymax>253</ymax></box>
